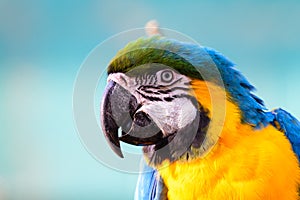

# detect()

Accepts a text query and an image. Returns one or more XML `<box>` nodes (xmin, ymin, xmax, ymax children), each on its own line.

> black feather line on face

<box><xmin>136</xmin><ymin>91</ymin><xmax>163</xmax><ymax>102</ymax></box>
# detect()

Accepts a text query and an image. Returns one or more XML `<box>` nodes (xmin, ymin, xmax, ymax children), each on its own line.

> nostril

<box><xmin>134</xmin><ymin>111</ymin><xmax>151</xmax><ymax>127</ymax></box>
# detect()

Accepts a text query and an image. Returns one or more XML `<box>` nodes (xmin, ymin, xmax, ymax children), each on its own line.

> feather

<box><xmin>271</xmin><ymin>108</ymin><xmax>300</xmax><ymax>159</ymax></box>
<box><xmin>135</xmin><ymin>158</ymin><xmax>168</xmax><ymax>200</ymax></box>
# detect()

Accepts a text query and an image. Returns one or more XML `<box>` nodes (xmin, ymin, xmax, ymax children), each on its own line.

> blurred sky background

<box><xmin>1</xmin><ymin>0</ymin><xmax>300</xmax><ymax>199</ymax></box>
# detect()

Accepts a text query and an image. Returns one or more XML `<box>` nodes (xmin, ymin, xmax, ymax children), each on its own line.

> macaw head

<box><xmin>101</xmin><ymin>36</ymin><xmax>272</xmax><ymax>166</ymax></box>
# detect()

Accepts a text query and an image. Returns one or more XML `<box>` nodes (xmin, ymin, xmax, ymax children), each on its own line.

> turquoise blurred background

<box><xmin>1</xmin><ymin>0</ymin><xmax>300</xmax><ymax>199</ymax></box>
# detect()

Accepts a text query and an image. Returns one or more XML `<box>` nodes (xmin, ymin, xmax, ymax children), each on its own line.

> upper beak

<box><xmin>100</xmin><ymin>80</ymin><xmax>163</xmax><ymax>158</ymax></box>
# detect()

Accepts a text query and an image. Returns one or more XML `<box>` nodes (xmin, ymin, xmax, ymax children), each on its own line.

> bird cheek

<box><xmin>140</xmin><ymin>102</ymin><xmax>177</xmax><ymax>136</ymax></box>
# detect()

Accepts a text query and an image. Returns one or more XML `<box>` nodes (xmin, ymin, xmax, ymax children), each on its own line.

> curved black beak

<box><xmin>101</xmin><ymin>81</ymin><xmax>124</xmax><ymax>157</ymax></box>
<box><xmin>100</xmin><ymin>80</ymin><xmax>163</xmax><ymax>158</ymax></box>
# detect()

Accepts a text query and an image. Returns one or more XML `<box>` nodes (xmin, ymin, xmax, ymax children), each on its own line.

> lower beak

<box><xmin>100</xmin><ymin>80</ymin><xmax>163</xmax><ymax>158</ymax></box>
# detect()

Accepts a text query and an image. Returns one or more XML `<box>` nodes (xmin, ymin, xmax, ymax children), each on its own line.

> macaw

<box><xmin>100</xmin><ymin>36</ymin><xmax>300</xmax><ymax>200</ymax></box>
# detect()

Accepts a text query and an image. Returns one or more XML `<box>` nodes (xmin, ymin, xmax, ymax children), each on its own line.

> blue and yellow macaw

<box><xmin>100</xmin><ymin>36</ymin><xmax>300</xmax><ymax>200</ymax></box>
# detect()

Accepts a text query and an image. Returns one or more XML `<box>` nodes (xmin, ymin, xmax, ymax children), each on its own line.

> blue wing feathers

<box><xmin>135</xmin><ymin>158</ymin><xmax>167</xmax><ymax>200</ymax></box>
<box><xmin>272</xmin><ymin>108</ymin><xmax>300</xmax><ymax>160</ymax></box>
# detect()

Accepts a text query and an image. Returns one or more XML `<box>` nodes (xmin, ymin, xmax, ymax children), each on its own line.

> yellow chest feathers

<box><xmin>158</xmin><ymin>123</ymin><xmax>300</xmax><ymax>200</ymax></box>
<box><xmin>150</xmin><ymin>79</ymin><xmax>300</xmax><ymax>199</ymax></box>
<box><xmin>156</xmin><ymin>80</ymin><xmax>300</xmax><ymax>199</ymax></box>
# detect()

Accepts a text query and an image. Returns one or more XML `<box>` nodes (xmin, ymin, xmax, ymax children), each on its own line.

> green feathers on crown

<box><xmin>107</xmin><ymin>36</ymin><xmax>203</xmax><ymax>79</ymax></box>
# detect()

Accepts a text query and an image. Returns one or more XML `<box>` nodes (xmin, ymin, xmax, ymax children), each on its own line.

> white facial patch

<box><xmin>141</xmin><ymin>98</ymin><xmax>197</xmax><ymax>136</ymax></box>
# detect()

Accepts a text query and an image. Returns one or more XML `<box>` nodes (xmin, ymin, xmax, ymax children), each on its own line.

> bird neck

<box><xmin>188</xmin><ymin>79</ymin><xmax>244</xmax><ymax>159</ymax></box>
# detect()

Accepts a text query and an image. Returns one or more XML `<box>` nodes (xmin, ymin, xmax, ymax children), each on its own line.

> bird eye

<box><xmin>160</xmin><ymin>70</ymin><xmax>174</xmax><ymax>83</ymax></box>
